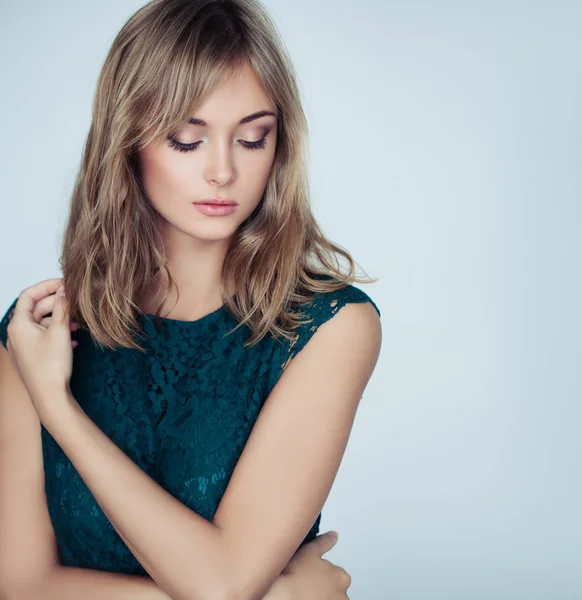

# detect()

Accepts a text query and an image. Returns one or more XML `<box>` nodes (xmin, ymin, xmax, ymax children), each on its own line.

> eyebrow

<box><xmin>187</xmin><ymin>110</ymin><xmax>277</xmax><ymax>127</ymax></box>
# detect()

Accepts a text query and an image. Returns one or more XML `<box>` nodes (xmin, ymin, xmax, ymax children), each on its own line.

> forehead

<box><xmin>191</xmin><ymin>63</ymin><xmax>276</xmax><ymax>125</ymax></box>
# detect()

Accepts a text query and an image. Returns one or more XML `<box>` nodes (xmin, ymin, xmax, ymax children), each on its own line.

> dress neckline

<box><xmin>142</xmin><ymin>302</ymin><xmax>227</xmax><ymax>326</ymax></box>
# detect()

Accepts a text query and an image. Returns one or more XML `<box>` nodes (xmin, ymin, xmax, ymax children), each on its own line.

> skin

<box><xmin>0</xmin><ymin>63</ymin><xmax>354</xmax><ymax>600</ymax></box>
<box><xmin>1</xmin><ymin>280</ymin><xmax>352</xmax><ymax>598</ymax></box>
<box><xmin>138</xmin><ymin>61</ymin><xmax>279</xmax><ymax>319</ymax></box>
<box><xmin>133</xmin><ymin>63</ymin><xmax>353</xmax><ymax>596</ymax></box>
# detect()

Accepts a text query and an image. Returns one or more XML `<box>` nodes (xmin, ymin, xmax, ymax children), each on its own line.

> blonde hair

<box><xmin>60</xmin><ymin>0</ymin><xmax>378</xmax><ymax>352</ymax></box>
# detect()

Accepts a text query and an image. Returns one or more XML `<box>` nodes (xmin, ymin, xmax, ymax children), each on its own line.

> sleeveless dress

<box><xmin>0</xmin><ymin>276</ymin><xmax>381</xmax><ymax>575</ymax></box>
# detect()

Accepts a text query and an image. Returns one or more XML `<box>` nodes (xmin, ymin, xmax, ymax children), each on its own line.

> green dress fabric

<box><xmin>0</xmin><ymin>276</ymin><xmax>380</xmax><ymax>575</ymax></box>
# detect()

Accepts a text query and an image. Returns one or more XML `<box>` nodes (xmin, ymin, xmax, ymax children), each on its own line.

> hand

<box><xmin>275</xmin><ymin>531</ymin><xmax>352</xmax><ymax>599</ymax></box>
<box><xmin>5</xmin><ymin>277</ymin><xmax>81</xmax><ymax>418</ymax></box>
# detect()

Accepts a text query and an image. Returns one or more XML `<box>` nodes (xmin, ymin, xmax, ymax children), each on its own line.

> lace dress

<box><xmin>0</xmin><ymin>277</ymin><xmax>380</xmax><ymax>575</ymax></box>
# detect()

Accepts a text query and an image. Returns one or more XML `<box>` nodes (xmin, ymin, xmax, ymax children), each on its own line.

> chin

<box><xmin>157</xmin><ymin>208</ymin><xmax>243</xmax><ymax>238</ymax></box>
<box><xmin>179</xmin><ymin>220</ymin><xmax>242</xmax><ymax>242</ymax></box>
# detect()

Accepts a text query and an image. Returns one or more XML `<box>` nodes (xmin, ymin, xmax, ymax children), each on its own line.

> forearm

<box><xmin>113</xmin><ymin>529</ymin><xmax>288</xmax><ymax>600</ymax></box>
<box><xmin>39</xmin><ymin>390</ymin><xmax>290</xmax><ymax>600</ymax></box>
<box><xmin>91</xmin><ymin>526</ymin><xmax>288</xmax><ymax>600</ymax></box>
<box><xmin>8</xmin><ymin>564</ymin><xmax>289</xmax><ymax>600</ymax></box>
<box><xmin>41</xmin><ymin>391</ymin><xmax>229</xmax><ymax>600</ymax></box>
<box><xmin>8</xmin><ymin>566</ymin><xmax>172</xmax><ymax>600</ymax></box>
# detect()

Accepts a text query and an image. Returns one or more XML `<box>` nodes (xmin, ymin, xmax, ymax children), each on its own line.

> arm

<box><xmin>9</xmin><ymin>566</ymin><xmax>292</xmax><ymax>600</ymax></box>
<box><xmin>8</xmin><ymin>568</ymin><xmax>171</xmax><ymax>600</ymax></box>
<box><xmin>0</xmin><ymin>341</ymin><xmax>170</xmax><ymax>600</ymax></box>
<box><xmin>0</xmin><ymin>344</ymin><xmax>287</xmax><ymax>600</ymax></box>
<box><xmin>40</xmin><ymin>301</ymin><xmax>381</xmax><ymax>600</ymax></box>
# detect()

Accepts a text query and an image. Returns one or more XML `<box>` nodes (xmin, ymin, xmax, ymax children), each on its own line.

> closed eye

<box><xmin>167</xmin><ymin>135</ymin><xmax>268</xmax><ymax>153</ymax></box>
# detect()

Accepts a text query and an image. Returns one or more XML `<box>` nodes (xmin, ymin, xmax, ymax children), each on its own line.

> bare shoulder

<box><xmin>211</xmin><ymin>298</ymin><xmax>382</xmax><ymax>599</ymax></box>
<box><xmin>309</xmin><ymin>299</ymin><xmax>382</xmax><ymax>367</ymax></box>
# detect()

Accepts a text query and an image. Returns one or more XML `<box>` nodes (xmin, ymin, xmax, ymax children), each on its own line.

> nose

<box><xmin>204</xmin><ymin>137</ymin><xmax>235</xmax><ymax>186</ymax></box>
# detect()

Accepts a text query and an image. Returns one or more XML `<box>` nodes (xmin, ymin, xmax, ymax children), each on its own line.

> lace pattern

<box><xmin>0</xmin><ymin>281</ymin><xmax>380</xmax><ymax>574</ymax></box>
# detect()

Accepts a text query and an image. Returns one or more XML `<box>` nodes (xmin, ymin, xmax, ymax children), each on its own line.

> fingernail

<box><xmin>329</xmin><ymin>531</ymin><xmax>339</xmax><ymax>540</ymax></box>
<box><xmin>58</xmin><ymin>287</ymin><xmax>65</xmax><ymax>297</ymax></box>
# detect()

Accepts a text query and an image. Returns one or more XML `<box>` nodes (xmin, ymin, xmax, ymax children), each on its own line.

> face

<box><xmin>138</xmin><ymin>62</ymin><xmax>278</xmax><ymax>247</ymax></box>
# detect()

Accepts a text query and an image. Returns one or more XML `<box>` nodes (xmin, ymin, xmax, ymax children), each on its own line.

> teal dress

<box><xmin>0</xmin><ymin>277</ymin><xmax>380</xmax><ymax>575</ymax></box>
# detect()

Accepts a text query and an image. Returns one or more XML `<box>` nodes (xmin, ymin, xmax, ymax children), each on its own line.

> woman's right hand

<box><xmin>274</xmin><ymin>531</ymin><xmax>352</xmax><ymax>599</ymax></box>
<box><xmin>31</xmin><ymin>288</ymin><xmax>82</xmax><ymax>348</ymax></box>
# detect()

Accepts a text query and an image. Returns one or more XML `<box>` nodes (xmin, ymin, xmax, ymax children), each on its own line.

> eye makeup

<box><xmin>167</xmin><ymin>135</ymin><xmax>268</xmax><ymax>153</ymax></box>
<box><xmin>167</xmin><ymin>126</ymin><xmax>272</xmax><ymax>153</ymax></box>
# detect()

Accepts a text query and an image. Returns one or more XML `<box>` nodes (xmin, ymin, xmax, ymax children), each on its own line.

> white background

<box><xmin>0</xmin><ymin>1</ymin><xmax>580</xmax><ymax>598</ymax></box>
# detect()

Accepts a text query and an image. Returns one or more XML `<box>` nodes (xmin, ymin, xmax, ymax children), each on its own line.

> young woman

<box><xmin>0</xmin><ymin>0</ymin><xmax>382</xmax><ymax>598</ymax></box>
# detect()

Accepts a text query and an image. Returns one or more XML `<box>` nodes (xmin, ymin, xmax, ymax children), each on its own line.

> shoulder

<box><xmin>282</xmin><ymin>275</ymin><xmax>382</xmax><ymax>367</ymax></box>
<box><xmin>302</xmin><ymin>274</ymin><xmax>381</xmax><ymax>321</ymax></box>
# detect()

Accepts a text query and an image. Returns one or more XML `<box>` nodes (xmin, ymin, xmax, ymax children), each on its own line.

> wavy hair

<box><xmin>60</xmin><ymin>0</ymin><xmax>378</xmax><ymax>353</ymax></box>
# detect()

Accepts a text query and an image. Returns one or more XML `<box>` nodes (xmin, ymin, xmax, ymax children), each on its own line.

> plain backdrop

<box><xmin>1</xmin><ymin>1</ymin><xmax>580</xmax><ymax>599</ymax></box>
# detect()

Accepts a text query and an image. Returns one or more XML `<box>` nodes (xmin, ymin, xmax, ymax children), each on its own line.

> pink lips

<box><xmin>192</xmin><ymin>202</ymin><xmax>238</xmax><ymax>216</ymax></box>
<box><xmin>194</xmin><ymin>198</ymin><xmax>238</xmax><ymax>206</ymax></box>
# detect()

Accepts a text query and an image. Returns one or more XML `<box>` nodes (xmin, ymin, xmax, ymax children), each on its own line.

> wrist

<box><xmin>263</xmin><ymin>572</ymin><xmax>294</xmax><ymax>600</ymax></box>
<box><xmin>38</xmin><ymin>387</ymin><xmax>81</xmax><ymax>437</ymax></box>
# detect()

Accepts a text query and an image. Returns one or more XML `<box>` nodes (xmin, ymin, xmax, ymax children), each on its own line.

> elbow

<box><xmin>218</xmin><ymin>578</ymin><xmax>274</xmax><ymax>600</ymax></box>
<box><xmin>176</xmin><ymin>578</ymin><xmax>239</xmax><ymax>600</ymax></box>
<box><xmin>176</xmin><ymin>589</ymin><xmax>235</xmax><ymax>600</ymax></box>
<box><xmin>174</xmin><ymin>543</ymin><xmax>249</xmax><ymax>600</ymax></box>
<box><xmin>218</xmin><ymin>589</ymin><xmax>251</xmax><ymax>600</ymax></box>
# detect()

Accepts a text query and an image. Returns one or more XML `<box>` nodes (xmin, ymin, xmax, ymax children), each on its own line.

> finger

<box><xmin>39</xmin><ymin>316</ymin><xmax>80</xmax><ymax>332</ymax></box>
<box><xmin>50</xmin><ymin>285</ymin><xmax>69</xmax><ymax>328</ymax></box>
<box><xmin>32</xmin><ymin>293</ymin><xmax>59</xmax><ymax>323</ymax></box>
<box><xmin>311</xmin><ymin>531</ymin><xmax>339</xmax><ymax>557</ymax></box>
<box><xmin>12</xmin><ymin>278</ymin><xmax>63</xmax><ymax>324</ymax></box>
<box><xmin>334</xmin><ymin>566</ymin><xmax>352</xmax><ymax>589</ymax></box>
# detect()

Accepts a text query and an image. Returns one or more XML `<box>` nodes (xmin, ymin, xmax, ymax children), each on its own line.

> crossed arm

<box><xmin>38</xmin><ymin>302</ymin><xmax>381</xmax><ymax>600</ymax></box>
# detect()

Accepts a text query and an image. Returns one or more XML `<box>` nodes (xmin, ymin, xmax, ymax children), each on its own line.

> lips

<box><xmin>194</xmin><ymin>199</ymin><xmax>238</xmax><ymax>206</ymax></box>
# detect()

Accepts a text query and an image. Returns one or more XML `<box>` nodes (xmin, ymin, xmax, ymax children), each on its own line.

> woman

<box><xmin>0</xmin><ymin>0</ymin><xmax>382</xmax><ymax>598</ymax></box>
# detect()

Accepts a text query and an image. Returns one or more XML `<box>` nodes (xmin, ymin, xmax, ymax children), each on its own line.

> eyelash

<box><xmin>167</xmin><ymin>136</ymin><xmax>268</xmax><ymax>153</ymax></box>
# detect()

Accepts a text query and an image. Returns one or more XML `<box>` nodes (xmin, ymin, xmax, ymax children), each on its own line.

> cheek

<box><xmin>139</xmin><ymin>143</ymin><xmax>276</xmax><ymax>202</ymax></box>
<box><xmin>243</xmin><ymin>150</ymin><xmax>276</xmax><ymax>190</ymax></box>
<box><xmin>140</xmin><ymin>149</ymin><xmax>193</xmax><ymax>201</ymax></box>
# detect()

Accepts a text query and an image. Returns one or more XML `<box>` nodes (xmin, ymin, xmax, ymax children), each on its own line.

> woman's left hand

<box><xmin>6</xmin><ymin>277</ymin><xmax>75</xmax><ymax>421</ymax></box>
